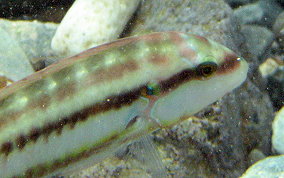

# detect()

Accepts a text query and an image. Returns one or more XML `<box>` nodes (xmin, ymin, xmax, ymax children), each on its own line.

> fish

<box><xmin>0</xmin><ymin>31</ymin><xmax>248</xmax><ymax>177</ymax></box>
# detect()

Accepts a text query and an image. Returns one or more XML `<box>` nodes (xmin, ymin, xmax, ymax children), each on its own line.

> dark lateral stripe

<box><xmin>20</xmin><ymin>134</ymin><xmax>120</xmax><ymax>178</ymax></box>
<box><xmin>0</xmin><ymin>142</ymin><xmax>13</xmax><ymax>156</ymax></box>
<box><xmin>217</xmin><ymin>53</ymin><xmax>241</xmax><ymax>74</ymax></box>
<box><xmin>20</xmin><ymin>117</ymin><xmax>151</xmax><ymax>177</ymax></box>
<box><xmin>21</xmin><ymin>120</ymin><xmax>150</xmax><ymax>178</ymax></box>
<box><xmin>20</xmin><ymin>118</ymin><xmax>149</xmax><ymax>178</ymax></box>
<box><xmin>160</xmin><ymin>68</ymin><xmax>198</xmax><ymax>92</ymax></box>
<box><xmin>0</xmin><ymin>86</ymin><xmax>144</xmax><ymax>156</ymax></box>
<box><xmin>160</xmin><ymin>55</ymin><xmax>241</xmax><ymax>92</ymax></box>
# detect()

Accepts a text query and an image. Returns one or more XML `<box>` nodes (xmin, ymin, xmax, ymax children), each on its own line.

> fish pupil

<box><xmin>197</xmin><ymin>62</ymin><xmax>217</xmax><ymax>77</ymax></box>
<box><xmin>202</xmin><ymin>66</ymin><xmax>213</xmax><ymax>75</ymax></box>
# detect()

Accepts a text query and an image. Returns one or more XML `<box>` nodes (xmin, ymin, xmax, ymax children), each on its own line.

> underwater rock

<box><xmin>260</xmin><ymin>56</ymin><xmax>284</xmax><ymax>110</ymax></box>
<box><xmin>272</xmin><ymin>107</ymin><xmax>284</xmax><ymax>154</ymax></box>
<box><xmin>0</xmin><ymin>27</ymin><xmax>34</xmax><ymax>81</ymax></box>
<box><xmin>69</xmin><ymin>157</ymin><xmax>150</xmax><ymax>178</ymax></box>
<box><xmin>241</xmin><ymin>155</ymin><xmax>284</xmax><ymax>177</ymax></box>
<box><xmin>266</xmin><ymin>61</ymin><xmax>284</xmax><ymax>110</ymax></box>
<box><xmin>230</xmin><ymin>0</ymin><xmax>282</xmax><ymax>27</ymax></box>
<box><xmin>225</xmin><ymin>0</ymin><xmax>257</xmax><ymax>7</ymax></box>
<box><xmin>259</xmin><ymin>58</ymin><xmax>281</xmax><ymax>77</ymax></box>
<box><xmin>247</xmin><ymin>149</ymin><xmax>266</xmax><ymax>166</ymax></box>
<box><xmin>51</xmin><ymin>0</ymin><xmax>140</xmax><ymax>56</ymax></box>
<box><xmin>0</xmin><ymin>19</ymin><xmax>57</xmax><ymax>63</ymax></box>
<box><xmin>233</xmin><ymin>3</ymin><xmax>264</xmax><ymax>25</ymax></box>
<box><xmin>240</xmin><ymin>25</ymin><xmax>274</xmax><ymax>59</ymax></box>
<box><xmin>258</xmin><ymin>0</ymin><xmax>283</xmax><ymax>27</ymax></box>
<box><xmin>273</xmin><ymin>11</ymin><xmax>284</xmax><ymax>48</ymax></box>
<box><xmin>130</xmin><ymin>0</ymin><xmax>240</xmax><ymax>50</ymax></box>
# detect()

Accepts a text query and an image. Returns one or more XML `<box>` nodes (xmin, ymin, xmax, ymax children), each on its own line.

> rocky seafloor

<box><xmin>0</xmin><ymin>0</ymin><xmax>283</xmax><ymax>177</ymax></box>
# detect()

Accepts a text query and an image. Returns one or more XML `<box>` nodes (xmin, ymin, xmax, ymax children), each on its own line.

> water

<box><xmin>0</xmin><ymin>0</ymin><xmax>283</xmax><ymax>177</ymax></box>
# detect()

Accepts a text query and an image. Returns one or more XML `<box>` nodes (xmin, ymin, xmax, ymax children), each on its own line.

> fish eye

<box><xmin>141</xmin><ymin>83</ymin><xmax>160</xmax><ymax>98</ymax></box>
<box><xmin>196</xmin><ymin>62</ymin><xmax>218</xmax><ymax>77</ymax></box>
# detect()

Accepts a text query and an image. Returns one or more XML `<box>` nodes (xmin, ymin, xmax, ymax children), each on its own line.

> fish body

<box><xmin>0</xmin><ymin>32</ymin><xmax>248</xmax><ymax>177</ymax></box>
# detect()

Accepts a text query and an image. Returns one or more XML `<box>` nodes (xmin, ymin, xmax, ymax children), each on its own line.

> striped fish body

<box><xmin>0</xmin><ymin>32</ymin><xmax>248</xmax><ymax>177</ymax></box>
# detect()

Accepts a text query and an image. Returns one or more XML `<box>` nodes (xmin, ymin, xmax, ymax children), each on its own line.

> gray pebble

<box><xmin>0</xmin><ymin>27</ymin><xmax>34</xmax><ymax>81</ymax></box>
<box><xmin>233</xmin><ymin>3</ymin><xmax>264</xmax><ymax>25</ymax></box>
<box><xmin>233</xmin><ymin>1</ymin><xmax>282</xmax><ymax>27</ymax></box>
<box><xmin>0</xmin><ymin>19</ymin><xmax>57</xmax><ymax>61</ymax></box>
<box><xmin>225</xmin><ymin>0</ymin><xmax>257</xmax><ymax>7</ymax></box>
<box><xmin>273</xmin><ymin>11</ymin><xmax>284</xmax><ymax>48</ymax></box>
<box><xmin>240</xmin><ymin>25</ymin><xmax>274</xmax><ymax>58</ymax></box>
<box><xmin>258</xmin><ymin>0</ymin><xmax>283</xmax><ymax>27</ymax></box>
<box><xmin>248</xmin><ymin>149</ymin><xmax>266</xmax><ymax>166</ymax></box>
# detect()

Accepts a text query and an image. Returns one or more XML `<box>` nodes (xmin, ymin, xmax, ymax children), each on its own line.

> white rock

<box><xmin>259</xmin><ymin>58</ymin><xmax>280</xmax><ymax>77</ymax></box>
<box><xmin>241</xmin><ymin>155</ymin><xmax>284</xmax><ymax>178</ymax></box>
<box><xmin>51</xmin><ymin>0</ymin><xmax>140</xmax><ymax>56</ymax></box>
<box><xmin>272</xmin><ymin>106</ymin><xmax>284</xmax><ymax>154</ymax></box>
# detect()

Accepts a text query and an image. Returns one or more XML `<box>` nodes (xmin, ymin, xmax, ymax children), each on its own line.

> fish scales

<box><xmin>0</xmin><ymin>33</ymin><xmax>180</xmax><ymax>134</ymax></box>
<box><xmin>0</xmin><ymin>32</ymin><xmax>248</xmax><ymax>177</ymax></box>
